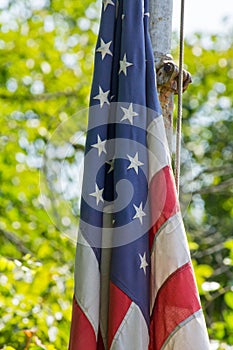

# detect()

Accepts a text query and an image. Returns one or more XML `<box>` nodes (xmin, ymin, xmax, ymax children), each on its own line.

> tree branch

<box><xmin>192</xmin><ymin>178</ymin><xmax>233</xmax><ymax>195</ymax></box>
<box><xmin>0</xmin><ymin>90</ymin><xmax>79</xmax><ymax>101</ymax></box>
<box><xmin>191</xmin><ymin>165</ymin><xmax>233</xmax><ymax>182</ymax></box>
<box><xmin>193</xmin><ymin>242</ymin><xmax>225</xmax><ymax>259</ymax></box>
<box><xmin>204</xmin><ymin>285</ymin><xmax>232</xmax><ymax>310</ymax></box>
<box><xmin>0</xmin><ymin>228</ymin><xmax>32</xmax><ymax>255</ymax></box>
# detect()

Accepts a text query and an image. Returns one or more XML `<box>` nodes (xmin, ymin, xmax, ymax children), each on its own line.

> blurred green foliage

<box><xmin>178</xmin><ymin>29</ymin><xmax>233</xmax><ymax>346</ymax></box>
<box><xmin>0</xmin><ymin>0</ymin><xmax>233</xmax><ymax>349</ymax></box>
<box><xmin>0</xmin><ymin>0</ymin><xmax>98</xmax><ymax>349</ymax></box>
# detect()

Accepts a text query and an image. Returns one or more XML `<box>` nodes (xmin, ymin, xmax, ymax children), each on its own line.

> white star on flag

<box><xmin>133</xmin><ymin>202</ymin><xmax>146</xmax><ymax>224</ymax></box>
<box><xmin>106</xmin><ymin>158</ymin><xmax>115</xmax><ymax>173</ymax></box>
<box><xmin>91</xmin><ymin>135</ymin><xmax>107</xmax><ymax>156</ymax></box>
<box><xmin>96</xmin><ymin>38</ymin><xmax>113</xmax><ymax>60</ymax></box>
<box><xmin>127</xmin><ymin>152</ymin><xmax>144</xmax><ymax>174</ymax></box>
<box><xmin>90</xmin><ymin>184</ymin><xmax>104</xmax><ymax>205</ymax></box>
<box><xmin>120</xmin><ymin>103</ymin><xmax>138</xmax><ymax>124</ymax></box>
<box><xmin>93</xmin><ymin>86</ymin><xmax>110</xmax><ymax>108</ymax></box>
<box><xmin>119</xmin><ymin>53</ymin><xmax>133</xmax><ymax>76</ymax></box>
<box><xmin>139</xmin><ymin>252</ymin><xmax>148</xmax><ymax>275</ymax></box>
<box><xmin>103</xmin><ymin>0</ymin><xmax>115</xmax><ymax>11</ymax></box>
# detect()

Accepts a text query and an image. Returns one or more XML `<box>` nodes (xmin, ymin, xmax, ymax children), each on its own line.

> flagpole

<box><xmin>149</xmin><ymin>0</ymin><xmax>191</xmax><ymax>157</ymax></box>
<box><xmin>149</xmin><ymin>0</ymin><xmax>174</xmax><ymax>153</ymax></box>
<box><xmin>149</xmin><ymin>0</ymin><xmax>173</xmax><ymax>61</ymax></box>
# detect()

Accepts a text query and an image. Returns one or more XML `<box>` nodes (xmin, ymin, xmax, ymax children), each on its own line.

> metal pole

<box><xmin>149</xmin><ymin>0</ymin><xmax>173</xmax><ymax>61</ymax></box>
<box><xmin>175</xmin><ymin>0</ymin><xmax>185</xmax><ymax>195</ymax></box>
<box><xmin>149</xmin><ymin>0</ymin><xmax>174</xmax><ymax>154</ymax></box>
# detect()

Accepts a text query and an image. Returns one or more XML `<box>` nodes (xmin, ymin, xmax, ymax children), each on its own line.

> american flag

<box><xmin>69</xmin><ymin>0</ymin><xmax>210</xmax><ymax>349</ymax></box>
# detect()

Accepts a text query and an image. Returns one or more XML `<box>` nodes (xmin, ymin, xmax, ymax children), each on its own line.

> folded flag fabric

<box><xmin>69</xmin><ymin>0</ymin><xmax>210</xmax><ymax>349</ymax></box>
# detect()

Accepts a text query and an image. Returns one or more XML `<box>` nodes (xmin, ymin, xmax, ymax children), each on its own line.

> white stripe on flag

<box><xmin>74</xmin><ymin>232</ymin><xmax>100</xmax><ymax>338</ymax></box>
<box><xmin>147</xmin><ymin>115</ymin><xmax>171</xmax><ymax>182</ymax></box>
<box><xmin>110</xmin><ymin>302</ymin><xmax>149</xmax><ymax>350</ymax></box>
<box><xmin>150</xmin><ymin>213</ymin><xmax>191</xmax><ymax>314</ymax></box>
<box><xmin>162</xmin><ymin>310</ymin><xmax>210</xmax><ymax>350</ymax></box>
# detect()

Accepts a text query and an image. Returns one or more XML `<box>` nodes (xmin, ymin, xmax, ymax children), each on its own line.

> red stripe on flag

<box><xmin>149</xmin><ymin>262</ymin><xmax>201</xmax><ymax>350</ymax></box>
<box><xmin>69</xmin><ymin>296</ymin><xmax>97</xmax><ymax>350</ymax></box>
<box><xmin>149</xmin><ymin>165</ymin><xmax>179</xmax><ymax>249</ymax></box>
<box><xmin>108</xmin><ymin>282</ymin><xmax>132</xmax><ymax>349</ymax></box>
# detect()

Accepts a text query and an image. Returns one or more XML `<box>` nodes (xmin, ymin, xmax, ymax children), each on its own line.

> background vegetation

<box><xmin>0</xmin><ymin>0</ymin><xmax>232</xmax><ymax>349</ymax></box>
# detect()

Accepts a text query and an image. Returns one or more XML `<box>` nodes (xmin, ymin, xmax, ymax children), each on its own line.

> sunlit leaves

<box><xmin>173</xmin><ymin>29</ymin><xmax>233</xmax><ymax>346</ymax></box>
<box><xmin>0</xmin><ymin>0</ymin><xmax>97</xmax><ymax>349</ymax></box>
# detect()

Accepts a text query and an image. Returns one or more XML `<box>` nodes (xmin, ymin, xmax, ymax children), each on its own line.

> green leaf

<box><xmin>224</xmin><ymin>292</ymin><xmax>233</xmax><ymax>310</ymax></box>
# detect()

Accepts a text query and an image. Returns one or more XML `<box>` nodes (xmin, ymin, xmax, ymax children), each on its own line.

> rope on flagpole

<box><xmin>175</xmin><ymin>0</ymin><xmax>185</xmax><ymax>197</ymax></box>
